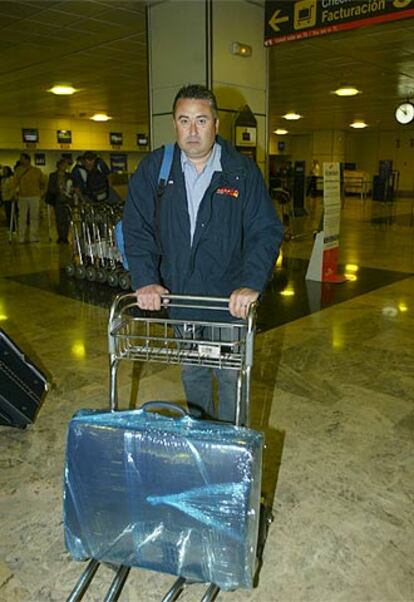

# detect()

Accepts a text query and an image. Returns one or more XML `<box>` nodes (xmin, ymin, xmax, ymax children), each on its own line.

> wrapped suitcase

<box><xmin>64</xmin><ymin>406</ymin><xmax>263</xmax><ymax>591</ymax></box>
<box><xmin>0</xmin><ymin>329</ymin><xmax>48</xmax><ymax>428</ymax></box>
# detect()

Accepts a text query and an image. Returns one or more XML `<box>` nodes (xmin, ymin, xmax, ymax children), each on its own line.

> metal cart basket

<box><xmin>67</xmin><ymin>293</ymin><xmax>266</xmax><ymax>602</ymax></box>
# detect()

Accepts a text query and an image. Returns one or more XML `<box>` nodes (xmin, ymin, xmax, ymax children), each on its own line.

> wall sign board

<box><xmin>34</xmin><ymin>153</ymin><xmax>46</xmax><ymax>166</ymax></box>
<box><xmin>110</xmin><ymin>153</ymin><xmax>128</xmax><ymax>173</ymax></box>
<box><xmin>265</xmin><ymin>0</ymin><xmax>414</xmax><ymax>45</ymax></box>
<box><xmin>22</xmin><ymin>128</ymin><xmax>39</xmax><ymax>143</ymax></box>
<box><xmin>57</xmin><ymin>130</ymin><xmax>72</xmax><ymax>144</ymax></box>
<box><xmin>110</xmin><ymin>132</ymin><xmax>123</xmax><ymax>146</ymax></box>
<box><xmin>137</xmin><ymin>133</ymin><xmax>149</xmax><ymax>146</ymax></box>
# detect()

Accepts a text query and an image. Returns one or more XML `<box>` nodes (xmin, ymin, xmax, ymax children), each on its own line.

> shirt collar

<box><xmin>180</xmin><ymin>142</ymin><xmax>222</xmax><ymax>174</ymax></box>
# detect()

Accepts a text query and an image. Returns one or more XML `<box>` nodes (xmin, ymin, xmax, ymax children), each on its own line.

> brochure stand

<box><xmin>306</xmin><ymin>162</ymin><xmax>346</xmax><ymax>283</ymax></box>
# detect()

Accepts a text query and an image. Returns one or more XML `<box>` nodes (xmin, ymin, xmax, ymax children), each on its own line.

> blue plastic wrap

<box><xmin>63</xmin><ymin>408</ymin><xmax>263</xmax><ymax>590</ymax></box>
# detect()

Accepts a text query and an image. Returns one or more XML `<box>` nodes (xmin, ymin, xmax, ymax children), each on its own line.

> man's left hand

<box><xmin>229</xmin><ymin>288</ymin><xmax>259</xmax><ymax>320</ymax></box>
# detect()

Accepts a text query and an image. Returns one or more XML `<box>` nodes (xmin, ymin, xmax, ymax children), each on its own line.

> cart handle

<box><xmin>109</xmin><ymin>292</ymin><xmax>257</xmax><ymax>325</ymax></box>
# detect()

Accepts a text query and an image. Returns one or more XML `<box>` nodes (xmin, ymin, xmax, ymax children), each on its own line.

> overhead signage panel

<box><xmin>265</xmin><ymin>0</ymin><xmax>414</xmax><ymax>45</ymax></box>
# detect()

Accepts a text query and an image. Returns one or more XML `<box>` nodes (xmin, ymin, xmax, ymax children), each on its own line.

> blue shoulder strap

<box><xmin>115</xmin><ymin>143</ymin><xmax>175</xmax><ymax>273</ymax></box>
<box><xmin>158</xmin><ymin>143</ymin><xmax>174</xmax><ymax>188</ymax></box>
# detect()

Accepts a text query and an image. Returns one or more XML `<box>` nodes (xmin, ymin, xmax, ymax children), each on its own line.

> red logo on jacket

<box><xmin>216</xmin><ymin>187</ymin><xmax>239</xmax><ymax>198</ymax></box>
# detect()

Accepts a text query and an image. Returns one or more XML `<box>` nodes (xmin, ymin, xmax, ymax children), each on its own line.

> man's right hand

<box><xmin>135</xmin><ymin>284</ymin><xmax>169</xmax><ymax>311</ymax></box>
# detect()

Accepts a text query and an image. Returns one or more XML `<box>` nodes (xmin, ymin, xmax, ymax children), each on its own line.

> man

<box><xmin>72</xmin><ymin>151</ymin><xmax>111</xmax><ymax>202</ymax></box>
<box><xmin>123</xmin><ymin>84</ymin><xmax>283</xmax><ymax>422</ymax></box>
<box><xmin>14</xmin><ymin>153</ymin><xmax>46</xmax><ymax>243</ymax></box>
<box><xmin>45</xmin><ymin>159</ymin><xmax>72</xmax><ymax>243</ymax></box>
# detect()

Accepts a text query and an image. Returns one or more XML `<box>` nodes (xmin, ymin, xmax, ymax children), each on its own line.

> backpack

<box><xmin>115</xmin><ymin>144</ymin><xmax>174</xmax><ymax>270</ymax></box>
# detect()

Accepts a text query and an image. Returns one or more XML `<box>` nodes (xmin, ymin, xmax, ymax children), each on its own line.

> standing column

<box><xmin>147</xmin><ymin>0</ymin><xmax>268</xmax><ymax>174</ymax></box>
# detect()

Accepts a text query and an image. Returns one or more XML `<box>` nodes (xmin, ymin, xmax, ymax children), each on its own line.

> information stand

<box><xmin>306</xmin><ymin>162</ymin><xmax>346</xmax><ymax>283</ymax></box>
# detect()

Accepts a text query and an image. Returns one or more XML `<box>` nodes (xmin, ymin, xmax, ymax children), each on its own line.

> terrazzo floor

<box><xmin>0</xmin><ymin>196</ymin><xmax>413</xmax><ymax>601</ymax></box>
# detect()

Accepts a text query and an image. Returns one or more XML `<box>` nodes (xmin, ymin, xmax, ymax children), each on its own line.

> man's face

<box><xmin>20</xmin><ymin>155</ymin><xmax>29</xmax><ymax>167</ymax></box>
<box><xmin>174</xmin><ymin>98</ymin><xmax>218</xmax><ymax>162</ymax></box>
<box><xmin>84</xmin><ymin>158</ymin><xmax>95</xmax><ymax>171</ymax></box>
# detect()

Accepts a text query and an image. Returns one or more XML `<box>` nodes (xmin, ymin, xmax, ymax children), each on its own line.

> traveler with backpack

<box><xmin>123</xmin><ymin>84</ymin><xmax>283</xmax><ymax>422</ymax></box>
<box><xmin>72</xmin><ymin>151</ymin><xmax>112</xmax><ymax>203</ymax></box>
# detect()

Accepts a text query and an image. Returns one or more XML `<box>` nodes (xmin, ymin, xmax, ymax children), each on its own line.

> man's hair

<box><xmin>172</xmin><ymin>84</ymin><xmax>218</xmax><ymax>119</ymax></box>
<box><xmin>83</xmin><ymin>151</ymin><xmax>97</xmax><ymax>161</ymax></box>
<box><xmin>20</xmin><ymin>152</ymin><xmax>31</xmax><ymax>162</ymax></box>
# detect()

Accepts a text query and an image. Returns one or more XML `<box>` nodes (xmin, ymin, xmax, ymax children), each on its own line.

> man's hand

<box><xmin>229</xmin><ymin>288</ymin><xmax>259</xmax><ymax>320</ymax></box>
<box><xmin>135</xmin><ymin>284</ymin><xmax>169</xmax><ymax>311</ymax></box>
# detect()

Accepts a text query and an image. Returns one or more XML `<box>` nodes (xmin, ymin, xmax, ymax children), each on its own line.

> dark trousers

<box><xmin>4</xmin><ymin>201</ymin><xmax>17</xmax><ymax>230</ymax></box>
<box><xmin>54</xmin><ymin>201</ymin><xmax>70</xmax><ymax>241</ymax></box>
<box><xmin>174</xmin><ymin>323</ymin><xmax>246</xmax><ymax>423</ymax></box>
<box><xmin>307</xmin><ymin>176</ymin><xmax>317</xmax><ymax>197</ymax></box>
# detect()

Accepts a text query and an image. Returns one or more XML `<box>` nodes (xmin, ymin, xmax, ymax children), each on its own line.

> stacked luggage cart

<box><xmin>64</xmin><ymin>294</ymin><xmax>272</xmax><ymax>601</ymax></box>
<box><xmin>65</xmin><ymin>199</ymin><xmax>131</xmax><ymax>290</ymax></box>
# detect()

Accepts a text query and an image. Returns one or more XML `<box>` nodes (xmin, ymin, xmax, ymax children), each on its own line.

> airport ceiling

<box><xmin>1</xmin><ymin>0</ymin><xmax>414</xmax><ymax>134</ymax></box>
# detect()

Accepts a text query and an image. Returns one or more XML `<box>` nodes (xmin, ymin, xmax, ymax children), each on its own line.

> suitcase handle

<box><xmin>140</xmin><ymin>401</ymin><xmax>189</xmax><ymax>418</ymax></box>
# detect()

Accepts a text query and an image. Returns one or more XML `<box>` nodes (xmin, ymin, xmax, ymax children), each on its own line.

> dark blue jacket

<box><xmin>123</xmin><ymin>136</ymin><xmax>283</xmax><ymax>300</ymax></box>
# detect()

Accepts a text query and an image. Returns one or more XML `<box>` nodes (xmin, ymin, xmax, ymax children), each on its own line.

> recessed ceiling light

<box><xmin>48</xmin><ymin>85</ymin><xmax>77</xmax><ymax>95</ymax></box>
<box><xmin>333</xmin><ymin>85</ymin><xmax>360</xmax><ymax>97</ymax></box>
<box><xmin>91</xmin><ymin>113</ymin><xmax>112</xmax><ymax>122</ymax></box>
<box><xmin>350</xmin><ymin>120</ymin><xmax>368</xmax><ymax>129</ymax></box>
<box><xmin>282</xmin><ymin>112</ymin><xmax>302</xmax><ymax>120</ymax></box>
<box><xmin>274</xmin><ymin>128</ymin><xmax>288</xmax><ymax>135</ymax></box>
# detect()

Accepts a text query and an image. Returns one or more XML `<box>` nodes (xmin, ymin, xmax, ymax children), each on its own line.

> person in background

<box><xmin>14</xmin><ymin>153</ymin><xmax>46</xmax><ymax>243</ymax></box>
<box><xmin>1</xmin><ymin>166</ymin><xmax>16</xmax><ymax>230</ymax></box>
<box><xmin>71</xmin><ymin>155</ymin><xmax>87</xmax><ymax>198</ymax></box>
<box><xmin>73</xmin><ymin>151</ymin><xmax>112</xmax><ymax>202</ymax></box>
<box><xmin>45</xmin><ymin>159</ymin><xmax>72</xmax><ymax>243</ymax></box>
<box><xmin>123</xmin><ymin>84</ymin><xmax>284</xmax><ymax>422</ymax></box>
<box><xmin>307</xmin><ymin>159</ymin><xmax>321</xmax><ymax>198</ymax></box>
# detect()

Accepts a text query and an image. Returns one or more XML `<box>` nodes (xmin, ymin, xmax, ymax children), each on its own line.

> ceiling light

<box><xmin>350</xmin><ymin>120</ymin><xmax>368</xmax><ymax>129</ymax></box>
<box><xmin>282</xmin><ymin>112</ymin><xmax>302</xmax><ymax>120</ymax></box>
<box><xmin>48</xmin><ymin>85</ymin><xmax>77</xmax><ymax>95</ymax></box>
<box><xmin>274</xmin><ymin>128</ymin><xmax>288</xmax><ymax>135</ymax></box>
<box><xmin>91</xmin><ymin>113</ymin><xmax>112</xmax><ymax>122</ymax></box>
<box><xmin>333</xmin><ymin>85</ymin><xmax>360</xmax><ymax>97</ymax></box>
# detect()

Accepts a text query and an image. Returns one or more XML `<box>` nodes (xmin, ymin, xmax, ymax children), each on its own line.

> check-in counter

<box><xmin>343</xmin><ymin>170</ymin><xmax>371</xmax><ymax>198</ymax></box>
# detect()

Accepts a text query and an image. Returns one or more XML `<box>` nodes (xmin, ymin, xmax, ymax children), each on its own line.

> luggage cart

<box><xmin>67</xmin><ymin>293</ymin><xmax>271</xmax><ymax>602</ymax></box>
<box><xmin>65</xmin><ymin>200</ymin><xmax>130</xmax><ymax>289</ymax></box>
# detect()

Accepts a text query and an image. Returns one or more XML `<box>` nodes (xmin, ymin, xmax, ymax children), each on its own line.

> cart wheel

<box><xmin>118</xmin><ymin>273</ymin><xmax>131</xmax><ymax>291</ymax></box>
<box><xmin>107</xmin><ymin>272</ymin><xmax>119</xmax><ymax>288</ymax></box>
<box><xmin>95</xmin><ymin>267</ymin><xmax>107</xmax><ymax>284</ymax></box>
<box><xmin>75</xmin><ymin>265</ymin><xmax>86</xmax><ymax>280</ymax></box>
<box><xmin>86</xmin><ymin>266</ymin><xmax>97</xmax><ymax>282</ymax></box>
<box><xmin>65</xmin><ymin>263</ymin><xmax>76</xmax><ymax>277</ymax></box>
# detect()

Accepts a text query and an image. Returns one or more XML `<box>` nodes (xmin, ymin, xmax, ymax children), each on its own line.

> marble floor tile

<box><xmin>0</xmin><ymin>199</ymin><xmax>413</xmax><ymax>601</ymax></box>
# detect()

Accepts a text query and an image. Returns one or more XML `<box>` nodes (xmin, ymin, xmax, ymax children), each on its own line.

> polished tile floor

<box><xmin>0</xmin><ymin>196</ymin><xmax>413</xmax><ymax>601</ymax></box>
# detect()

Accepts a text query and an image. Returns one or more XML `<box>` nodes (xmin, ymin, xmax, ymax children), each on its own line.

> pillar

<box><xmin>147</xmin><ymin>0</ymin><xmax>268</xmax><ymax>174</ymax></box>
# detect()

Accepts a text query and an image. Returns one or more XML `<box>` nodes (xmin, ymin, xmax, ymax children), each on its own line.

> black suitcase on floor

<box><xmin>0</xmin><ymin>329</ymin><xmax>48</xmax><ymax>428</ymax></box>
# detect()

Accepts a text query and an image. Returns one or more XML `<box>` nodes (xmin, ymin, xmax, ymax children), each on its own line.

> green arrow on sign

<box><xmin>269</xmin><ymin>8</ymin><xmax>289</xmax><ymax>32</ymax></box>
